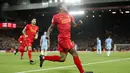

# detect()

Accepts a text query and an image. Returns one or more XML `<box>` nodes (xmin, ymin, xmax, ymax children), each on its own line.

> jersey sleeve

<box><xmin>52</xmin><ymin>16</ymin><xmax>57</xmax><ymax>25</ymax></box>
<box><xmin>24</xmin><ymin>24</ymin><xmax>29</xmax><ymax>31</ymax></box>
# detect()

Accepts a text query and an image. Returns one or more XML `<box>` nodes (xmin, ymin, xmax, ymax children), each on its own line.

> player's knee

<box><xmin>70</xmin><ymin>51</ymin><xmax>78</xmax><ymax>57</ymax></box>
<box><xmin>24</xmin><ymin>49</ymin><xmax>27</xmax><ymax>52</ymax></box>
<box><xmin>28</xmin><ymin>46</ymin><xmax>32</xmax><ymax>50</ymax></box>
<box><xmin>60</xmin><ymin>58</ymin><xmax>66</xmax><ymax>62</ymax></box>
<box><xmin>60</xmin><ymin>57</ymin><xmax>66</xmax><ymax>62</ymax></box>
<box><xmin>72</xmin><ymin>53</ymin><xmax>78</xmax><ymax>57</ymax></box>
<box><xmin>69</xmin><ymin>48</ymin><xmax>78</xmax><ymax>57</ymax></box>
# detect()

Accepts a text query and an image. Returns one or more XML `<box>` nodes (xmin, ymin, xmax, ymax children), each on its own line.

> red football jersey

<box><xmin>24</xmin><ymin>24</ymin><xmax>39</xmax><ymax>40</ymax></box>
<box><xmin>52</xmin><ymin>13</ymin><xmax>74</xmax><ymax>39</ymax></box>
<box><xmin>18</xmin><ymin>35</ymin><xmax>27</xmax><ymax>46</ymax></box>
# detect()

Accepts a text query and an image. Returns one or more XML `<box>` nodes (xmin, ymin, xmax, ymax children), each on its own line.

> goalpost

<box><xmin>114</xmin><ymin>44</ymin><xmax>130</xmax><ymax>51</ymax></box>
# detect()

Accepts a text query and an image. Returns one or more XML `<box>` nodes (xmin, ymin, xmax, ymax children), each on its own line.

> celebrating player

<box><xmin>39</xmin><ymin>4</ymin><xmax>86</xmax><ymax>73</ymax></box>
<box><xmin>105</xmin><ymin>36</ymin><xmax>113</xmax><ymax>56</ymax></box>
<box><xmin>14</xmin><ymin>35</ymin><xmax>26</xmax><ymax>57</ymax></box>
<box><xmin>17</xmin><ymin>35</ymin><xmax>27</xmax><ymax>59</ymax></box>
<box><xmin>96</xmin><ymin>37</ymin><xmax>102</xmax><ymax>55</ymax></box>
<box><xmin>22</xmin><ymin>18</ymin><xmax>39</xmax><ymax>64</ymax></box>
<box><xmin>40</xmin><ymin>31</ymin><xmax>48</xmax><ymax>55</ymax></box>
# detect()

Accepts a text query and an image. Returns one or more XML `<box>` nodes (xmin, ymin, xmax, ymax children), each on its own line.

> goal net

<box><xmin>114</xmin><ymin>44</ymin><xmax>130</xmax><ymax>51</ymax></box>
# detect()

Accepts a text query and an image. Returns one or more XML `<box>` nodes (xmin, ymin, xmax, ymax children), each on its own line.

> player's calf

<box><xmin>14</xmin><ymin>49</ymin><xmax>18</xmax><ymax>55</ymax></box>
<box><xmin>39</xmin><ymin>55</ymin><xmax>44</xmax><ymax>67</ymax></box>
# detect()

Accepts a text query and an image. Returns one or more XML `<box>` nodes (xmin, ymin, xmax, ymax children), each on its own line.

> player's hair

<box><xmin>57</xmin><ymin>3</ymin><xmax>68</xmax><ymax>12</ymax></box>
<box><xmin>58</xmin><ymin>3</ymin><xmax>66</xmax><ymax>8</ymax></box>
<box><xmin>31</xmin><ymin>18</ymin><xmax>36</xmax><ymax>20</ymax></box>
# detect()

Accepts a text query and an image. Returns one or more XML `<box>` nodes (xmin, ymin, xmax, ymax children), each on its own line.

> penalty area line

<box><xmin>16</xmin><ymin>58</ymin><xmax>130</xmax><ymax>73</ymax></box>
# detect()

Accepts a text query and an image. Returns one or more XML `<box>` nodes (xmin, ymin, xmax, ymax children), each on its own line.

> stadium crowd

<box><xmin>50</xmin><ymin>35</ymin><xmax>130</xmax><ymax>51</ymax></box>
<box><xmin>0</xmin><ymin>36</ymin><xmax>19</xmax><ymax>50</ymax></box>
<box><xmin>0</xmin><ymin>34</ymin><xmax>130</xmax><ymax>51</ymax></box>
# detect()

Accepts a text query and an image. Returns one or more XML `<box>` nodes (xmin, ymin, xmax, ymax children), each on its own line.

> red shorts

<box><xmin>57</xmin><ymin>38</ymin><xmax>74</xmax><ymax>53</ymax></box>
<box><xmin>25</xmin><ymin>38</ymin><xmax>33</xmax><ymax>46</ymax></box>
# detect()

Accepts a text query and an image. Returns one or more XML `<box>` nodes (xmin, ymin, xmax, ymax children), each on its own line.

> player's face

<box><xmin>97</xmin><ymin>38</ymin><xmax>99</xmax><ymax>40</ymax></box>
<box><xmin>31</xmin><ymin>19</ymin><xmax>36</xmax><ymax>25</ymax></box>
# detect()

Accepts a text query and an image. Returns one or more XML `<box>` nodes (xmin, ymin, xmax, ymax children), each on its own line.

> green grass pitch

<box><xmin>0</xmin><ymin>52</ymin><xmax>130</xmax><ymax>73</ymax></box>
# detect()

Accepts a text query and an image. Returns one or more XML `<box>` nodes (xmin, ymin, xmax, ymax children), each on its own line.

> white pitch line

<box><xmin>16</xmin><ymin>58</ymin><xmax>130</xmax><ymax>73</ymax></box>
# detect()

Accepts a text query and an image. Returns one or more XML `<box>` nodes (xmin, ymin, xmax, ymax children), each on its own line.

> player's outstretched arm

<box><xmin>46</xmin><ymin>24</ymin><xmax>56</xmax><ymax>48</ymax></box>
<box><xmin>22</xmin><ymin>27</ymin><xmax>28</xmax><ymax>37</ymax></box>
<box><xmin>40</xmin><ymin>36</ymin><xmax>42</xmax><ymax>47</ymax></box>
<box><xmin>46</xmin><ymin>24</ymin><xmax>56</xmax><ymax>39</ymax></box>
<box><xmin>34</xmin><ymin>32</ymin><xmax>38</xmax><ymax>40</ymax></box>
<box><xmin>47</xmin><ymin>38</ymin><xmax>50</xmax><ymax>49</ymax></box>
<box><xmin>72</xmin><ymin>20</ymin><xmax>83</xmax><ymax>28</ymax></box>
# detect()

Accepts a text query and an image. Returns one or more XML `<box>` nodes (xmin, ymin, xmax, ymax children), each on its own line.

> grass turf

<box><xmin>0</xmin><ymin>52</ymin><xmax>130</xmax><ymax>73</ymax></box>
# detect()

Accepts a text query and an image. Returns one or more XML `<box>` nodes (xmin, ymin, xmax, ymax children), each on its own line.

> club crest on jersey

<box><xmin>30</xmin><ymin>27</ymin><xmax>37</xmax><ymax>33</ymax></box>
<box><xmin>61</xmin><ymin>18</ymin><xmax>71</xmax><ymax>24</ymax></box>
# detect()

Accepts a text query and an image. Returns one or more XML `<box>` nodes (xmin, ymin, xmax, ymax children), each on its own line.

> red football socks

<box><xmin>44</xmin><ymin>56</ymin><xmax>60</xmax><ymax>62</ymax></box>
<box><xmin>28</xmin><ymin>50</ymin><xmax>32</xmax><ymax>60</ymax></box>
<box><xmin>73</xmin><ymin>56</ymin><xmax>84</xmax><ymax>73</ymax></box>
<box><xmin>20</xmin><ymin>51</ymin><xmax>24</xmax><ymax>59</ymax></box>
<box><xmin>43</xmin><ymin>55</ymin><xmax>84</xmax><ymax>73</ymax></box>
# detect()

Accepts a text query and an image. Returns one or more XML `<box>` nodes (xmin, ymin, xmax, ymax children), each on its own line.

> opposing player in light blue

<box><xmin>96</xmin><ymin>37</ymin><xmax>102</xmax><ymax>55</ymax></box>
<box><xmin>105</xmin><ymin>36</ymin><xmax>112</xmax><ymax>56</ymax></box>
<box><xmin>40</xmin><ymin>31</ymin><xmax>48</xmax><ymax>56</ymax></box>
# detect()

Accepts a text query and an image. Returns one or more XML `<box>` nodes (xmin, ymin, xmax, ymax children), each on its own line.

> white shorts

<box><xmin>97</xmin><ymin>46</ymin><xmax>101</xmax><ymax>50</ymax></box>
<box><xmin>41</xmin><ymin>45</ymin><xmax>48</xmax><ymax>50</ymax></box>
<box><xmin>106</xmin><ymin>45</ymin><xmax>111</xmax><ymax>50</ymax></box>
